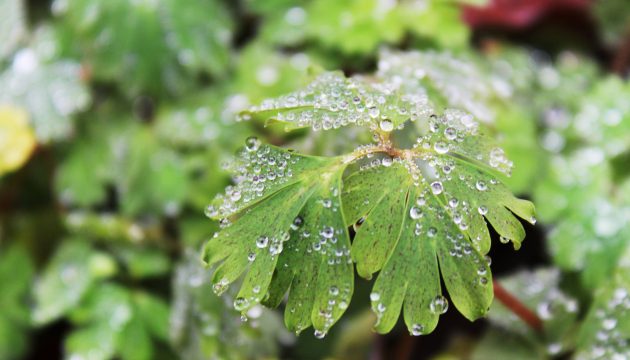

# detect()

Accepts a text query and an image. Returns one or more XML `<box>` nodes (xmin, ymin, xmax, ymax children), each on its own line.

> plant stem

<box><xmin>493</xmin><ymin>279</ymin><xmax>543</xmax><ymax>332</ymax></box>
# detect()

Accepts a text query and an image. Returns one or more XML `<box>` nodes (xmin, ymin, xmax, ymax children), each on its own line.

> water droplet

<box><xmin>376</xmin><ymin>303</ymin><xmax>386</xmax><ymax>312</ymax></box>
<box><xmin>370</xmin><ymin>292</ymin><xmax>380</xmax><ymax>302</ymax></box>
<box><xmin>499</xmin><ymin>236</ymin><xmax>510</xmax><ymax>244</ymax></box>
<box><xmin>444</xmin><ymin>127</ymin><xmax>457</xmax><ymax>141</ymax></box>
<box><xmin>329</xmin><ymin>286</ymin><xmax>339</xmax><ymax>296</ymax></box>
<box><xmin>434</xmin><ymin>141</ymin><xmax>449</xmax><ymax>154</ymax></box>
<box><xmin>430</xmin><ymin>181</ymin><xmax>443</xmax><ymax>195</ymax></box>
<box><xmin>379</xmin><ymin>119</ymin><xmax>393</xmax><ymax>132</ymax></box>
<box><xmin>322</xmin><ymin>199</ymin><xmax>332</xmax><ymax>208</ymax></box>
<box><xmin>382</xmin><ymin>156</ymin><xmax>393</xmax><ymax>167</ymax></box>
<box><xmin>320</xmin><ymin>226</ymin><xmax>334</xmax><ymax>239</ymax></box>
<box><xmin>314</xmin><ymin>329</ymin><xmax>327</xmax><ymax>339</ymax></box>
<box><xmin>234</xmin><ymin>297</ymin><xmax>249</xmax><ymax>311</ymax></box>
<box><xmin>247</xmin><ymin>252</ymin><xmax>256</xmax><ymax>261</ymax></box>
<box><xmin>368</xmin><ymin>107</ymin><xmax>380</xmax><ymax>118</ymax></box>
<box><xmin>475</xmin><ymin>181</ymin><xmax>487</xmax><ymax>191</ymax></box>
<box><xmin>603</xmin><ymin>318</ymin><xmax>617</xmax><ymax>330</ymax></box>
<box><xmin>409</xmin><ymin>206</ymin><xmax>422</xmax><ymax>220</ymax></box>
<box><xmin>256</xmin><ymin>236</ymin><xmax>269</xmax><ymax>248</ymax></box>
<box><xmin>477</xmin><ymin>206</ymin><xmax>488</xmax><ymax>215</ymax></box>
<box><xmin>411</xmin><ymin>324</ymin><xmax>424</xmax><ymax>336</ymax></box>
<box><xmin>429</xmin><ymin>295</ymin><xmax>448</xmax><ymax>315</ymax></box>
<box><xmin>204</xmin><ymin>205</ymin><xmax>217</xmax><ymax>218</ymax></box>
<box><xmin>291</xmin><ymin>216</ymin><xmax>304</xmax><ymax>230</ymax></box>
<box><xmin>245</xmin><ymin>136</ymin><xmax>261</xmax><ymax>151</ymax></box>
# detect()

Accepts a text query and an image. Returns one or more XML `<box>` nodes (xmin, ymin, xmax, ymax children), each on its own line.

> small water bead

<box><xmin>291</xmin><ymin>216</ymin><xmax>304</xmax><ymax>230</ymax></box>
<box><xmin>411</xmin><ymin>324</ymin><xmax>424</xmax><ymax>336</ymax></box>
<box><xmin>444</xmin><ymin>127</ymin><xmax>457</xmax><ymax>141</ymax></box>
<box><xmin>430</xmin><ymin>181</ymin><xmax>443</xmax><ymax>195</ymax></box>
<box><xmin>314</xmin><ymin>330</ymin><xmax>327</xmax><ymax>339</ymax></box>
<box><xmin>477</xmin><ymin>206</ymin><xmax>488</xmax><ymax>215</ymax></box>
<box><xmin>256</xmin><ymin>236</ymin><xmax>269</xmax><ymax>248</ymax></box>
<box><xmin>322</xmin><ymin>199</ymin><xmax>332</xmax><ymax>208</ymax></box>
<box><xmin>245</xmin><ymin>136</ymin><xmax>261</xmax><ymax>152</ymax></box>
<box><xmin>320</xmin><ymin>226</ymin><xmax>334</xmax><ymax>239</ymax></box>
<box><xmin>370</xmin><ymin>292</ymin><xmax>381</xmax><ymax>302</ymax></box>
<box><xmin>434</xmin><ymin>141</ymin><xmax>449</xmax><ymax>154</ymax></box>
<box><xmin>368</xmin><ymin>106</ymin><xmax>380</xmax><ymax>118</ymax></box>
<box><xmin>269</xmin><ymin>243</ymin><xmax>283</xmax><ymax>255</ymax></box>
<box><xmin>602</xmin><ymin>318</ymin><xmax>617</xmax><ymax>330</ymax></box>
<box><xmin>427</xmin><ymin>227</ymin><xmax>437</xmax><ymax>237</ymax></box>
<box><xmin>376</xmin><ymin>303</ymin><xmax>386</xmax><ymax>312</ymax></box>
<box><xmin>448</xmin><ymin>198</ymin><xmax>459</xmax><ymax>208</ymax></box>
<box><xmin>381</xmin><ymin>156</ymin><xmax>393</xmax><ymax>167</ymax></box>
<box><xmin>204</xmin><ymin>205</ymin><xmax>218</xmax><ymax>218</ymax></box>
<box><xmin>416</xmin><ymin>196</ymin><xmax>426</xmax><ymax>206</ymax></box>
<box><xmin>479</xmin><ymin>277</ymin><xmax>488</xmax><ymax>286</ymax></box>
<box><xmin>329</xmin><ymin>286</ymin><xmax>339</xmax><ymax>296</ymax></box>
<box><xmin>247</xmin><ymin>252</ymin><xmax>256</xmax><ymax>261</ymax></box>
<box><xmin>379</xmin><ymin>119</ymin><xmax>394</xmax><ymax>132</ymax></box>
<box><xmin>475</xmin><ymin>180</ymin><xmax>487</xmax><ymax>191</ymax></box>
<box><xmin>499</xmin><ymin>236</ymin><xmax>510</xmax><ymax>244</ymax></box>
<box><xmin>409</xmin><ymin>206</ymin><xmax>423</xmax><ymax>220</ymax></box>
<box><xmin>429</xmin><ymin>295</ymin><xmax>449</xmax><ymax>315</ymax></box>
<box><xmin>233</xmin><ymin>297</ymin><xmax>249</xmax><ymax>311</ymax></box>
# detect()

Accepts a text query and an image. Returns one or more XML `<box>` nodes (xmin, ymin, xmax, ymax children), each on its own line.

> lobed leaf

<box><xmin>203</xmin><ymin>144</ymin><xmax>354</xmax><ymax>335</ymax></box>
<box><xmin>239</xmin><ymin>71</ymin><xmax>433</xmax><ymax>132</ymax></box>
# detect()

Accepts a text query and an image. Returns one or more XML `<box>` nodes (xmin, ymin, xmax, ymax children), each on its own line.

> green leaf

<box><xmin>0</xmin><ymin>245</ymin><xmax>34</xmax><ymax>360</ymax></box>
<box><xmin>487</xmin><ymin>269</ymin><xmax>579</xmax><ymax>355</ymax></box>
<box><xmin>240</xmin><ymin>71</ymin><xmax>434</xmax><ymax>132</ymax></box>
<box><xmin>204</xmin><ymin>144</ymin><xmax>354</xmax><ymax>336</ymax></box>
<box><xmin>33</xmin><ymin>240</ymin><xmax>115</xmax><ymax>325</ymax></box>
<box><xmin>0</xmin><ymin>49</ymin><xmax>91</xmax><ymax>143</ymax></box>
<box><xmin>53</xmin><ymin>0</ymin><xmax>233</xmax><ymax>96</ymax></box>
<box><xmin>575</xmin><ymin>245</ymin><xmax>630</xmax><ymax>359</ymax></box>
<box><xmin>341</xmin><ymin>112</ymin><xmax>533</xmax><ymax>334</ymax></box>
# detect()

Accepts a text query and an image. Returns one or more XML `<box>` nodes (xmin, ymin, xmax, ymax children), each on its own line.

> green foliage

<box><xmin>2</xmin><ymin>0</ymin><xmax>630</xmax><ymax>358</ymax></box>
<box><xmin>53</xmin><ymin>0</ymin><xmax>233</xmax><ymax>96</ymax></box>
<box><xmin>204</xmin><ymin>69</ymin><xmax>535</xmax><ymax>336</ymax></box>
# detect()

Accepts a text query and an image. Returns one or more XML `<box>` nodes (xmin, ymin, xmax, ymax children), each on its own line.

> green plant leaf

<box><xmin>240</xmin><ymin>71</ymin><xmax>434</xmax><ymax>132</ymax></box>
<box><xmin>203</xmin><ymin>144</ymin><xmax>354</xmax><ymax>336</ymax></box>
<box><xmin>0</xmin><ymin>49</ymin><xmax>90</xmax><ymax>143</ymax></box>
<box><xmin>575</xmin><ymin>245</ymin><xmax>630</xmax><ymax>359</ymax></box>
<box><xmin>32</xmin><ymin>240</ymin><xmax>116</xmax><ymax>325</ymax></box>
<box><xmin>53</xmin><ymin>0</ymin><xmax>233</xmax><ymax>96</ymax></box>
<box><xmin>341</xmin><ymin>111</ymin><xmax>533</xmax><ymax>334</ymax></box>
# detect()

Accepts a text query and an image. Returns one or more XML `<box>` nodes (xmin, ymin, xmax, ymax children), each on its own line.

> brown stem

<box><xmin>493</xmin><ymin>279</ymin><xmax>543</xmax><ymax>332</ymax></box>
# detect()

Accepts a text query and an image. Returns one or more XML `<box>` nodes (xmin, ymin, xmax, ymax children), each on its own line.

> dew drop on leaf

<box><xmin>409</xmin><ymin>206</ymin><xmax>422</xmax><ymax>220</ymax></box>
<box><xmin>379</xmin><ymin>119</ymin><xmax>393</xmax><ymax>132</ymax></box>
<box><xmin>245</xmin><ymin>136</ymin><xmax>261</xmax><ymax>152</ymax></box>
<box><xmin>429</xmin><ymin>295</ymin><xmax>448</xmax><ymax>315</ymax></box>
<box><xmin>430</xmin><ymin>181</ymin><xmax>443</xmax><ymax>195</ymax></box>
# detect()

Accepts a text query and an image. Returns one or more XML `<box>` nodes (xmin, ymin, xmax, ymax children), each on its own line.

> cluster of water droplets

<box><xmin>377</xmin><ymin>49</ymin><xmax>513</xmax><ymax>124</ymax></box>
<box><xmin>238</xmin><ymin>71</ymin><xmax>433</xmax><ymax>133</ymax></box>
<box><xmin>579</xmin><ymin>287</ymin><xmax>630</xmax><ymax>359</ymax></box>
<box><xmin>205</xmin><ymin>138</ymin><xmax>301</xmax><ymax>219</ymax></box>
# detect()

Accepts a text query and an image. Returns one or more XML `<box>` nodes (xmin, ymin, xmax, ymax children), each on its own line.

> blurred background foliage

<box><xmin>0</xmin><ymin>0</ymin><xmax>629</xmax><ymax>359</ymax></box>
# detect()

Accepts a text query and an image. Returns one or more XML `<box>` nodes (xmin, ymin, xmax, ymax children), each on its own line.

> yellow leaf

<box><xmin>0</xmin><ymin>105</ymin><xmax>36</xmax><ymax>175</ymax></box>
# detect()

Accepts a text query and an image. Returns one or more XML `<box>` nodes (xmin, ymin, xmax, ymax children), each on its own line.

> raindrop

<box><xmin>477</xmin><ymin>206</ymin><xmax>488</xmax><ymax>215</ymax></box>
<box><xmin>475</xmin><ymin>181</ymin><xmax>487</xmax><ymax>191</ymax></box>
<box><xmin>430</xmin><ymin>181</ymin><xmax>443</xmax><ymax>195</ymax></box>
<box><xmin>370</xmin><ymin>292</ymin><xmax>381</xmax><ymax>302</ymax></box>
<box><xmin>429</xmin><ymin>295</ymin><xmax>448</xmax><ymax>315</ymax></box>
<box><xmin>368</xmin><ymin>107</ymin><xmax>380</xmax><ymax>118</ymax></box>
<box><xmin>245</xmin><ymin>136</ymin><xmax>261</xmax><ymax>152</ymax></box>
<box><xmin>379</xmin><ymin>119</ymin><xmax>394</xmax><ymax>132</ymax></box>
<box><xmin>499</xmin><ymin>236</ymin><xmax>510</xmax><ymax>244</ymax></box>
<box><xmin>256</xmin><ymin>236</ymin><xmax>269</xmax><ymax>248</ymax></box>
<box><xmin>409</xmin><ymin>206</ymin><xmax>423</xmax><ymax>220</ymax></box>
<box><xmin>381</xmin><ymin>156</ymin><xmax>393</xmax><ymax>167</ymax></box>
<box><xmin>234</xmin><ymin>297</ymin><xmax>249</xmax><ymax>311</ymax></box>
<box><xmin>444</xmin><ymin>127</ymin><xmax>457</xmax><ymax>140</ymax></box>
<box><xmin>434</xmin><ymin>142</ymin><xmax>449</xmax><ymax>154</ymax></box>
<box><xmin>411</xmin><ymin>324</ymin><xmax>424</xmax><ymax>336</ymax></box>
<box><xmin>291</xmin><ymin>216</ymin><xmax>304</xmax><ymax>230</ymax></box>
<box><xmin>314</xmin><ymin>330</ymin><xmax>327</xmax><ymax>339</ymax></box>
